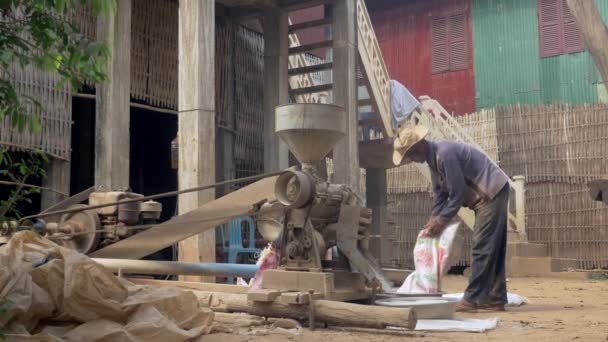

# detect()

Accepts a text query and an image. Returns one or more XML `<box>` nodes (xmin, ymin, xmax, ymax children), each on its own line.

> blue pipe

<box><xmin>92</xmin><ymin>258</ymin><xmax>260</xmax><ymax>278</ymax></box>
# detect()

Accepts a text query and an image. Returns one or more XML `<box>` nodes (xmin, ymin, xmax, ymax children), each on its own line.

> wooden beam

<box><xmin>288</xmin><ymin>62</ymin><xmax>333</xmax><ymax>76</ymax></box>
<box><xmin>263</xmin><ymin>7</ymin><xmax>290</xmax><ymax>172</ymax></box>
<box><xmin>178</xmin><ymin>0</ymin><xmax>216</xmax><ymax>282</ymax></box>
<box><xmin>128</xmin><ymin>278</ymin><xmax>250</xmax><ymax>293</ymax></box>
<box><xmin>331</xmin><ymin>0</ymin><xmax>359</xmax><ymax>190</ymax></box>
<box><xmin>193</xmin><ymin>290</ymin><xmax>417</xmax><ymax>329</ymax></box>
<box><xmin>288</xmin><ymin>18</ymin><xmax>332</xmax><ymax>32</ymax></box>
<box><xmin>566</xmin><ymin>0</ymin><xmax>608</xmax><ymax>84</ymax></box>
<box><xmin>288</xmin><ymin>40</ymin><xmax>333</xmax><ymax>55</ymax></box>
<box><xmin>288</xmin><ymin>83</ymin><xmax>333</xmax><ymax>96</ymax></box>
<box><xmin>95</xmin><ymin>0</ymin><xmax>131</xmax><ymax>190</ymax></box>
<box><xmin>279</xmin><ymin>0</ymin><xmax>334</xmax><ymax>11</ymax></box>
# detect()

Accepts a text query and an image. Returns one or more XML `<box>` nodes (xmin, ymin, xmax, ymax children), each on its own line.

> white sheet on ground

<box><xmin>388</xmin><ymin>318</ymin><xmax>499</xmax><ymax>332</ymax></box>
<box><xmin>443</xmin><ymin>293</ymin><xmax>530</xmax><ymax>306</ymax></box>
<box><xmin>414</xmin><ymin>318</ymin><xmax>499</xmax><ymax>332</ymax></box>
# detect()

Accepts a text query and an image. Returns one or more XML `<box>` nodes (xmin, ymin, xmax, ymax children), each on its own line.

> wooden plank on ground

<box><xmin>247</xmin><ymin>289</ymin><xmax>283</xmax><ymax>302</ymax></box>
<box><xmin>261</xmin><ymin>270</ymin><xmax>334</xmax><ymax>294</ymax></box>
<box><xmin>127</xmin><ymin>278</ymin><xmax>250</xmax><ymax>294</ymax></box>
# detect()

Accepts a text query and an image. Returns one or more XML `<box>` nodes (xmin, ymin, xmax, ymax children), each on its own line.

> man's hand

<box><xmin>422</xmin><ymin>217</ymin><xmax>446</xmax><ymax>238</ymax></box>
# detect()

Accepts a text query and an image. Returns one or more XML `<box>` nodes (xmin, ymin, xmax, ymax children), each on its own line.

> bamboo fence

<box><xmin>386</xmin><ymin>104</ymin><xmax>608</xmax><ymax>270</ymax></box>
<box><xmin>0</xmin><ymin>65</ymin><xmax>72</xmax><ymax>161</ymax></box>
<box><xmin>526</xmin><ymin>181</ymin><xmax>608</xmax><ymax>269</ymax></box>
<box><xmin>495</xmin><ymin>104</ymin><xmax>608</xmax><ymax>184</ymax></box>
<box><xmin>130</xmin><ymin>0</ymin><xmax>178</xmax><ymax>109</ymax></box>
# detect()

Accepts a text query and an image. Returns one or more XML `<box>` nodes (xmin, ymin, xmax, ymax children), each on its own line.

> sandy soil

<box><xmin>200</xmin><ymin>275</ymin><xmax>608</xmax><ymax>342</ymax></box>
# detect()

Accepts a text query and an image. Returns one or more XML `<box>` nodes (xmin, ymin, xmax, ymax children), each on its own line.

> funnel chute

<box><xmin>275</xmin><ymin>103</ymin><xmax>346</xmax><ymax>166</ymax></box>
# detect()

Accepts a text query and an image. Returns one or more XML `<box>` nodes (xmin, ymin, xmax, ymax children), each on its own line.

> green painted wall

<box><xmin>472</xmin><ymin>0</ymin><xmax>608</xmax><ymax>110</ymax></box>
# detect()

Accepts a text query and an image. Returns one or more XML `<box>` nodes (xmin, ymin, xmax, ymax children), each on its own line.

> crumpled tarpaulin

<box><xmin>0</xmin><ymin>231</ymin><xmax>214</xmax><ymax>342</ymax></box>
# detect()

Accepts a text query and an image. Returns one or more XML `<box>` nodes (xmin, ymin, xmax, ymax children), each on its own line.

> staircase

<box><xmin>284</xmin><ymin>0</ymin><xmax>393</xmax><ymax>140</ymax></box>
<box><xmin>283</xmin><ymin>0</ymin><xmax>570</xmax><ymax>277</ymax></box>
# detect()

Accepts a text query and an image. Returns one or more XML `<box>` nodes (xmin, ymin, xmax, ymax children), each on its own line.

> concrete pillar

<box><xmin>263</xmin><ymin>6</ymin><xmax>290</xmax><ymax>173</ymax></box>
<box><xmin>177</xmin><ymin>0</ymin><xmax>216</xmax><ymax>282</ymax></box>
<box><xmin>94</xmin><ymin>0</ymin><xmax>131</xmax><ymax>191</ymax></box>
<box><xmin>365</xmin><ymin>168</ymin><xmax>389</xmax><ymax>264</ymax></box>
<box><xmin>331</xmin><ymin>0</ymin><xmax>359</xmax><ymax>190</ymax></box>
<box><xmin>41</xmin><ymin>159</ymin><xmax>70</xmax><ymax>210</ymax></box>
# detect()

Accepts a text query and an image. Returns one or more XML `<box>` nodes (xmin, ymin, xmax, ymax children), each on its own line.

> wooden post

<box><xmin>94</xmin><ymin>0</ymin><xmax>131</xmax><ymax>191</ymax></box>
<box><xmin>365</xmin><ymin>168</ymin><xmax>389</xmax><ymax>264</ymax></box>
<box><xmin>566</xmin><ymin>0</ymin><xmax>608</xmax><ymax>85</ymax></box>
<box><xmin>263</xmin><ymin>7</ymin><xmax>289</xmax><ymax>172</ymax></box>
<box><xmin>40</xmin><ymin>159</ymin><xmax>70</xmax><ymax>210</ymax></box>
<box><xmin>178</xmin><ymin>0</ymin><xmax>216</xmax><ymax>282</ymax></box>
<box><xmin>332</xmin><ymin>0</ymin><xmax>359</xmax><ymax>190</ymax></box>
<box><xmin>512</xmin><ymin>175</ymin><xmax>527</xmax><ymax>241</ymax></box>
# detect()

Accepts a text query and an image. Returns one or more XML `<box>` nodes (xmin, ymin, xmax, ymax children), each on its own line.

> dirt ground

<box><xmin>200</xmin><ymin>275</ymin><xmax>608</xmax><ymax>342</ymax></box>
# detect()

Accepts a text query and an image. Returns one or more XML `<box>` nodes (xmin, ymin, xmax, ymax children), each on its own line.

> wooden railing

<box><xmin>356</xmin><ymin>0</ymin><xmax>393</xmax><ymax>138</ymax></box>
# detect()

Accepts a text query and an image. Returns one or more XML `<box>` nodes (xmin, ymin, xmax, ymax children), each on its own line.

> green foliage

<box><xmin>0</xmin><ymin>0</ymin><xmax>116</xmax><ymax>133</ymax></box>
<box><xmin>0</xmin><ymin>147</ymin><xmax>48</xmax><ymax>224</ymax></box>
<box><xmin>589</xmin><ymin>272</ymin><xmax>608</xmax><ymax>281</ymax></box>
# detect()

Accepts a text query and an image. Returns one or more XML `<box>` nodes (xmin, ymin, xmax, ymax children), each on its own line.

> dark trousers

<box><xmin>464</xmin><ymin>183</ymin><xmax>509</xmax><ymax>305</ymax></box>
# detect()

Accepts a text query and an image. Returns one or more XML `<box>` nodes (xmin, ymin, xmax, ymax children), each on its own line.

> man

<box><xmin>393</xmin><ymin>125</ymin><xmax>510</xmax><ymax>312</ymax></box>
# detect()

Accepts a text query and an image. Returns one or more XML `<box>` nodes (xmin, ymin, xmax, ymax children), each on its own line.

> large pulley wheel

<box><xmin>56</xmin><ymin>204</ymin><xmax>101</xmax><ymax>254</ymax></box>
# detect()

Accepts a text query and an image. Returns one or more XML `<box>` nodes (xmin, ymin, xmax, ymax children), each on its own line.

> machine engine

<box><xmin>0</xmin><ymin>190</ymin><xmax>162</xmax><ymax>254</ymax></box>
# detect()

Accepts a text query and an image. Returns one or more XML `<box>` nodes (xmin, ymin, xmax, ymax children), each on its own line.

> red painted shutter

<box><xmin>562</xmin><ymin>0</ymin><xmax>585</xmax><ymax>53</ymax></box>
<box><xmin>449</xmin><ymin>13</ymin><xmax>467</xmax><ymax>71</ymax></box>
<box><xmin>538</xmin><ymin>0</ymin><xmax>562</xmax><ymax>57</ymax></box>
<box><xmin>431</xmin><ymin>16</ymin><xmax>449</xmax><ymax>74</ymax></box>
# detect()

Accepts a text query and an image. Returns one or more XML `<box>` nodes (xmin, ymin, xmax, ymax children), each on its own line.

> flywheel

<box><xmin>55</xmin><ymin>204</ymin><xmax>101</xmax><ymax>254</ymax></box>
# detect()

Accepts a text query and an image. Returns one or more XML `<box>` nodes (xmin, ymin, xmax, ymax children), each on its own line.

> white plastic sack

<box><xmin>397</xmin><ymin>221</ymin><xmax>463</xmax><ymax>294</ymax></box>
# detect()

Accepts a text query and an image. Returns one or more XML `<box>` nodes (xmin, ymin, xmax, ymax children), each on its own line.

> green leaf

<box><xmin>55</xmin><ymin>0</ymin><xmax>66</xmax><ymax>12</ymax></box>
<box><xmin>17</xmin><ymin>113</ymin><xmax>25</xmax><ymax>132</ymax></box>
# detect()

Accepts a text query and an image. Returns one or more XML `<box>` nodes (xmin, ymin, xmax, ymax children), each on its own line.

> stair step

<box><xmin>288</xmin><ymin>62</ymin><xmax>333</xmax><ymax>76</ymax></box>
<box><xmin>289</xmin><ymin>40</ymin><xmax>333</xmax><ymax>55</ymax></box>
<box><xmin>289</xmin><ymin>18</ymin><xmax>332</xmax><ymax>32</ymax></box>
<box><xmin>359</xmin><ymin>116</ymin><xmax>381</xmax><ymax>126</ymax></box>
<box><xmin>289</xmin><ymin>83</ymin><xmax>333</xmax><ymax>96</ymax></box>
<box><xmin>357</xmin><ymin>98</ymin><xmax>373</xmax><ymax>107</ymax></box>
<box><xmin>507</xmin><ymin>242</ymin><xmax>548</xmax><ymax>258</ymax></box>
<box><xmin>507</xmin><ymin>257</ymin><xmax>578</xmax><ymax>277</ymax></box>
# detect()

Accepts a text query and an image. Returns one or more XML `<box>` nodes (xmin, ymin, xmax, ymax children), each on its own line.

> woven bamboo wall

<box><xmin>0</xmin><ymin>65</ymin><xmax>72</xmax><ymax>160</ymax></box>
<box><xmin>526</xmin><ymin>182</ymin><xmax>608</xmax><ymax>269</ymax></box>
<box><xmin>233</xmin><ymin>24</ymin><xmax>264</xmax><ymax>183</ymax></box>
<box><xmin>388</xmin><ymin>192</ymin><xmax>473</xmax><ymax>268</ymax></box>
<box><xmin>388</xmin><ymin>104</ymin><xmax>608</xmax><ymax>270</ymax></box>
<box><xmin>496</xmin><ymin>104</ymin><xmax>608</xmax><ymax>183</ymax></box>
<box><xmin>131</xmin><ymin>0</ymin><xmax>178</xmax><ymax>109</ymax></box>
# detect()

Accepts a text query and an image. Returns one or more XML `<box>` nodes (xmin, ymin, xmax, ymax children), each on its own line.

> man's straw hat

<box><xmin>392</xmin><ymin>125</ymin><xmax>430</xmax><ymax>166</ymax></box>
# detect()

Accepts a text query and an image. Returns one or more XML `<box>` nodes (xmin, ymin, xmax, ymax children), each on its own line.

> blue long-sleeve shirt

<box><xmin>427</xmin><ymin>141</ymin><xmax>509</xmax><ymax>222</ymax></box>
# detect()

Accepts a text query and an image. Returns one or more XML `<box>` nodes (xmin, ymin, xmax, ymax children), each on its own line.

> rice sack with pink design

<box><xmin>397</xmin><ymin>220</ymin><xmax>463</xmax><ymax>294</ymax></box>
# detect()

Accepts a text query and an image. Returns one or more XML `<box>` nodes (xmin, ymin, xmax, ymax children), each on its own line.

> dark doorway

<box><xmin>129</xmin><ymin>107</ymin><xmax>178</xmax><ymax>221</ymax></box>
<box><xmin>70</xmin><ymin>96</ymin><xmax>96</xmax><ymax>194</ymax></box>
<box><xmin>130</xmin><ymin>107</ymin><xmax>178</xmax><ymax>262</ymax></box>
